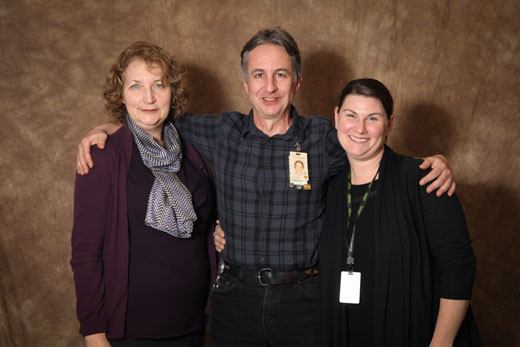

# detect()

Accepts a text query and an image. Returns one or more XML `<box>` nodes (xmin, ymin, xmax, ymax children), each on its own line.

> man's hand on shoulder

<box><xmin>77</xmin><ymin>121</ymin><xmax>122</xmax><ymax>175</ymax></box>
<box><xmin>419</xmin><ymin>154</ymin><xmax>455</xmax><ymax>197</ymax></box>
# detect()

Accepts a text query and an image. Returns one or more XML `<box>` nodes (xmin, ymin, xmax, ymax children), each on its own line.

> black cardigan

<box><xmin>319</xmin><ymin>146</ymin><xmax>481</xmax><ymax>347</ymax></box>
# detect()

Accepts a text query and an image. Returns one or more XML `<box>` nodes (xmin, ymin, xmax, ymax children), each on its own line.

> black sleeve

<box><xmin>418</xmin><ymin>172</ymin><xmax>476</xmax><ymax>299</ymax></box>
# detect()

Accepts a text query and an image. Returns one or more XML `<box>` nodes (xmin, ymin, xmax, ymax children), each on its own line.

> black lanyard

<box><xmin>345</xmin><ymin>170</ymin><xmax>378</xmax><ymax>273</ymax></box>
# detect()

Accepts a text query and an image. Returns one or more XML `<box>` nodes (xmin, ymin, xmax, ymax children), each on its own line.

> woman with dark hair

<box><xmin>319</xmin><ymin>78</ymin><xmax>481</xmax><ymax>346</ymax></box>
<box><xmin>70</xmin><ymin>41</ymin><xmax>216</xmax><ymax>347</ymax></box>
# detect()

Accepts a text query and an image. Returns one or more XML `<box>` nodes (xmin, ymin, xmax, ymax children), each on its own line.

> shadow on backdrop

<box><xmin>393</xmin><ymin>103</ymin><xmax>456</xmax><ymax>158</ymax></box>
<box><xmin>395</xmin><ymin>103</ymin><xmax>519</xmax><ymax>346</ymax></box>
<box><xmin>183</xmin><ymin>63</ymin><xmax>233</xmax><ymax>115</ymax></box>
<box><xmin>457</xmin><ymin>182</ymin><xmax>520</xmax><ymax>346</ymax></box>
<box><xmin>297</xmin><ymin>49</ymin><xmax>352</xmax><ymax>120</ymax></box>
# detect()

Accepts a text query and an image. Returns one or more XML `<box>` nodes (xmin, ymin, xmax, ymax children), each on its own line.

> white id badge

<box><xmin>339</xmin><ymin>271</ymin><xmax>361</xmax><ymax>304</ymax></box>
<box><xmin>289</xmin><ymin>151</ymin><xmax>309</xmax><ymax>186</ymax></box>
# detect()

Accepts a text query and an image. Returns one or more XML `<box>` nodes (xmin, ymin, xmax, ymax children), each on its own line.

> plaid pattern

<box><xmin>176</xmin><ymin>107</ymin><xmax>346</xmax><ymax>269</ymax></box>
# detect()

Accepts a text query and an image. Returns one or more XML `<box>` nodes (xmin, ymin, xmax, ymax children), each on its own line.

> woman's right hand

<box><xmin>76</xmin><ymin>121</ymin><xmax>123</xmax><ymax>175</ymax></box>
<box><xmin>214</xmin><ymin>220</ymin><xmax>226</xmax><ymax>253</ymax></box>
<box><xmin>85</xmin><ymin>332</ymin><xmax>111</xmax><ymax>347</ymax></box>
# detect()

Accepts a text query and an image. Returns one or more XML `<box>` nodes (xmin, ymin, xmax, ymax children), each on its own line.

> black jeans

<box><xmin>209</xmin><ymin>270</ymin><xmax>321</xmax><ymax>347</ymax></box>
<box><xmin>109</xmin><ymin>332</ymin><xmax>204</xmax><ymax>347</ymax></box>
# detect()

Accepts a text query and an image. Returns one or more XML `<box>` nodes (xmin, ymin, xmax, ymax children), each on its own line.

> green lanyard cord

<box><xmin>345</xmin><ymin>169</ymin><xmax>379</xmax><ymax>273</ymax></box>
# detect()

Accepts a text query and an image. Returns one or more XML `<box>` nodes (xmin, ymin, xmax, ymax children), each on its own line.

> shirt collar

<box><xmin>242</xmin><ymin>106</ymin><xmax>302</xmax><ymax>142</ymax></box>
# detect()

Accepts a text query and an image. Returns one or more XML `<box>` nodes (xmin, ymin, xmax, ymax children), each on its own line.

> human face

<box><xmin>122</xmin><ymin>59</ymin><xmax>171</xmax><ymax>142</ymax></box>
<box><xmin>335</xmin><ymin>94</ymin><xmax>394</xmax><ymax>163</ymax></box>
<box><xmin>243</xmin><ymin>44</ymin><xmax>302</xmax><ymax>121</ymax></box>
<box><xmin>295</xmin><ymin>161</ymin><xmax>304</xmax><ymax>175</ymax></box>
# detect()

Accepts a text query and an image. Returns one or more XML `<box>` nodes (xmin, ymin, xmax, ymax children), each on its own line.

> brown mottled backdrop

<box><xmin>1</xmin><ymin>0</ymin><xmax>518</xmax><ymax>346</ymax></box>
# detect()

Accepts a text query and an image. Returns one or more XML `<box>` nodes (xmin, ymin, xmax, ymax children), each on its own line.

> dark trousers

<box><xmin>109</xmin><ymin>332</ymin><xmax>204</xmax><ymax>347</ymax></box>
<box><xmin>209</xmin><ymin>270</ymin><xmax>321</xmax><ymax>347</ymax></box>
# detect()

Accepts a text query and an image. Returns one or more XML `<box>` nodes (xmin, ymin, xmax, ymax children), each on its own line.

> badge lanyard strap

<box><xmin>345</xmin><ymin>169</ymin><xmax>378</xmax><ymax>273</ymax></box>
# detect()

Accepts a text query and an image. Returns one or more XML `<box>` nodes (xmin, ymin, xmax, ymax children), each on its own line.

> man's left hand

<box><xmin>419</xmin><ymin>154</ymin><xmax>455</xmax><ymax>197</ymax></box>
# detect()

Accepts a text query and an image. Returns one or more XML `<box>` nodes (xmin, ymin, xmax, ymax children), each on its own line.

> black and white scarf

<box><xmin>126</xmin><ymin>115</ymin><xmax>196</xmax><ymax>238</ymax></box>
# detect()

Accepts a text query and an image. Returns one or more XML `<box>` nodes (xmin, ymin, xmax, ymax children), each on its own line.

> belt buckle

<box><xmin>257</xmin><ymin>267</ymin><xmax>272</xmax><ymax>286</ymax></box>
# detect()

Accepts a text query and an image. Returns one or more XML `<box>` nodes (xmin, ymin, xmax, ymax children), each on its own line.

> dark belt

<box><xmin>223</xmin><ymin>263</ymin><xmax>319</xmax><ymax>286</ymax></box>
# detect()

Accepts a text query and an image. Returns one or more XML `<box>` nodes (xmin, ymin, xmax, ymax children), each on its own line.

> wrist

<box><xmin>430</xmin><ymin>335</ymin><xmax>454</xmax><ymax>347</ymax></box>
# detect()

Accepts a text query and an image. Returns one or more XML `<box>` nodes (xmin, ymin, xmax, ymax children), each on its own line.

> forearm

<box><xmin>430</xmin><ymin>298</ymin><xmax>469</xmax><ymax>347</ymax></box>
<box><xmin>85</xmin><ymin>332</ymin><xmax>111</xmax><ymax>347</ymax></box>
<box><xmin>95</xmin><ymin>120</ymin><xmax>122</xmax><ymax>135</ymax></box>
<box><xmin>174</xmin><ymin>113</ymin><xmax>220</xmax><ymax>160</ymax></box>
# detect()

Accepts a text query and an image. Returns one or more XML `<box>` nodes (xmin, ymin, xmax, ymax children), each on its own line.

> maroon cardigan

<box><xmin>70</xmin><ymin>123</ymin><xmax>217</xmax><ymax>338</ymax></box>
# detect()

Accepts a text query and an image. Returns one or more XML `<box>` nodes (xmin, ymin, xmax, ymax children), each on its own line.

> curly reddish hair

<box><xmin>103</xmin><ymin>41</ymin><xmax>186</xmax><ymax>122</ymax></box>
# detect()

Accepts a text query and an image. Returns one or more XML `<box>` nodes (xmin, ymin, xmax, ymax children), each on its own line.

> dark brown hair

<box><xmin>337</xmin><ymin>78</ymin><xmax>393</xmax><ymax>118</ymax></box>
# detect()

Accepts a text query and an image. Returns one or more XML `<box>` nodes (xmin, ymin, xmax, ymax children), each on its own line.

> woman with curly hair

<box><xmin>71</xmin><ymin>41</ymin><xmax>216</xmax><ymax>347</ymax></box>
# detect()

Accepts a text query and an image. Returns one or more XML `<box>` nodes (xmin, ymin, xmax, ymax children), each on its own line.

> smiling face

<box><xmin>243</xmin><ymin>44</ymin><xmax>302</xmax><ymax>122</ymax></box>
<box><xmin>294</xmin><ymin>160</ymin><xmax>304</xmax><ymax>175</ymax></box>
<box><xmin>122</xmin><ymin>59</ymin><xmax>171</xmax><ymax>142</ymax></box>
<box><xmin>335</xmin><ymin>94</ymin><xmax>394</xmax><ymax>163</ymax></box>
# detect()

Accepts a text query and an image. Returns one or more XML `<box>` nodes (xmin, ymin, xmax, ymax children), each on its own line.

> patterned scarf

<box><xmin>126</xmin><ymin>115</ymin><xmax>197</xmax><ymax>238</ymax></box>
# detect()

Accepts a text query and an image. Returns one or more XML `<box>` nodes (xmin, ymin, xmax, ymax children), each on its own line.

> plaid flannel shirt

<box><xmin>175</xmin><ymin>107</ymin><xmax>345</xmax><ymax>270</ymax></box>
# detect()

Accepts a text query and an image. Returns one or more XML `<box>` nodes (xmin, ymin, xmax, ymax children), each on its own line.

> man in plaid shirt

<box><xmin>77</xmin><ymin>28</ymin><xmax>454</xmax><ymax>347</ymax></box>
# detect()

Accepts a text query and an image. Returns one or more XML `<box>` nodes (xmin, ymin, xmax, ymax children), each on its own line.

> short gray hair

<box><xmin>240</xmin><ymin>27</ymin><xmax>302</xmax><ymax>83</ymax></box>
